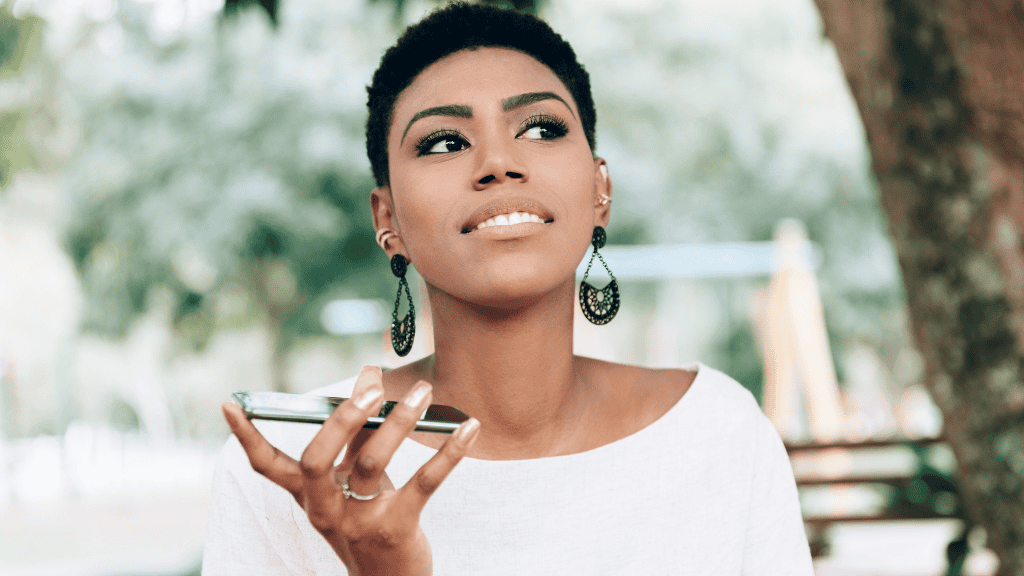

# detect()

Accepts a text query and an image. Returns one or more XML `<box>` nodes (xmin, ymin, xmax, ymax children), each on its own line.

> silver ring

<box><xmin>341</xmin><ymin>476</ymin><xmax>383</xmax><ymax>501</ymax></box>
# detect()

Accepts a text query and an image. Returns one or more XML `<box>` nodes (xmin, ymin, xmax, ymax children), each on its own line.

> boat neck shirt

<box><xmin>203</xmin><ymin>362</ymin><xmax>814</xmax><ymax>575</ymax></box>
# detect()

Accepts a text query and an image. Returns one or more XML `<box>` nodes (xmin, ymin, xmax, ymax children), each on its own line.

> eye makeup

<box><xmin>415</xmin><ymin>129</ymin><xmax>470</xmax><ymax>156</ymax></box>
<box><xmin>411</xmin><ymin>109</ymin><xmax>571</xmax><ymax>157</ymax></box>
<box><xmin>517</xmin><ymin>113</ymin><xmax>569</xmax><ymax>140</ymax></box>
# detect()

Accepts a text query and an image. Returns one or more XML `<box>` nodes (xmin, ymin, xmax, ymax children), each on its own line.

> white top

<box><xmin>202</xmin><ymin>363</ymin><xmax>814</xmax><ymax>575</ymax></box>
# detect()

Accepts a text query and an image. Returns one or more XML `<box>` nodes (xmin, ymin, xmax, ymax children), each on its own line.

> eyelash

<box><xmin>518</xmin><ymin>114</ymin><xmax>569</xmax><ymax>140</ymax></box>
<box><xmin>415</xmin><ymin>129</ymin><xmax>468</xmax><ymax>156</ymax></box>
<box><xmin>413</xmin><ymin>114</ymin><xmax>571</xmax><ymax>157</ymax></box>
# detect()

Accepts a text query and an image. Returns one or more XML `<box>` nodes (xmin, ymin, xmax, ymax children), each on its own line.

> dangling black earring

<box><xmin>390</xmin><ymin>254</ymin><xmax>415</xmax><ymax>356</ymax></box>
<box><xmin>579</xmin><ymin>226</ymin><xmax>619</xmax><ymax>325</ymax></box>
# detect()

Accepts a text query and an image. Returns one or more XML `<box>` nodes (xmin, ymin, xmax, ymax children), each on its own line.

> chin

<box><xmin>456</xmin><ymin>262</ymin><xmax>570</xmax><ymax>311</ymax></box>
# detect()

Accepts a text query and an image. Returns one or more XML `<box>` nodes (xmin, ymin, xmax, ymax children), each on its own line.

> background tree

<box><xmin>61</xmin><ymin>2</ymin><xmax>396</xmax><ymax>391</ymax></box>
<box><xmin>0</xmin><ymin>5</ymin><xmax>43</xmax><ymax>189</ymax></box>
<box><xmin>815</xmin><ymin>0</ymin><xmax>1024</xmax><ymax>572</ymax></box>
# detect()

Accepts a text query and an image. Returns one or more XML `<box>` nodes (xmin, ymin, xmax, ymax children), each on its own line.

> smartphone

<box><xmin>231</xmin><ymin>390</ymin><xmax>470</xmax><ymax>434</ymax></box>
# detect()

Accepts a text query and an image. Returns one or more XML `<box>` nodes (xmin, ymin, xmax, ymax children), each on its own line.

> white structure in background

<box><xmin>757</xmin><ymin>219</ymin><xmax>846</xmax><ymax>442</ymax></box>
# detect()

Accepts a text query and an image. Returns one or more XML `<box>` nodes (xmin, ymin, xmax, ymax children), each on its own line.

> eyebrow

<box><xmin>400</xmin><ymin>92</ymin><xmax>577</xmax><ymax>145</ymax></box>
<box><xmin>501</xmin><ymin>91</ymin><xmax>576</xmax><ymax>118</ymax></box>
<box><xmin>401</xmin><ymin>104</ymin><xmax>473</xmax><ymax>144</ymax></box>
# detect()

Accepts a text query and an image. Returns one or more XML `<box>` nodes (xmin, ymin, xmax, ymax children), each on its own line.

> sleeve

<box><xmin>741</xmin><ymin>414</ymin><xmax>815</xmax><ymax>575</ymax></box>
<box><xmin>202</xmin><ymin>436</ymin><xmax>343</xmax><ymax>576</ymax></box>
<box><xmin>202</xmin><ymin>436</ymin><xmax>293</xmax><ymax>575</ymax></box>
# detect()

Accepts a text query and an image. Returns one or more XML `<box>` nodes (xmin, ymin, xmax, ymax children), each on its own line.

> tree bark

<box><xmin>814</xmin><ymin>0</ymin><xmax>1024</xmax><ymax>573</ymax></box>
<box><xmin>250</xmin><ymin>258</ymin><xmax>296</xmax><ymax>393</ymax></box>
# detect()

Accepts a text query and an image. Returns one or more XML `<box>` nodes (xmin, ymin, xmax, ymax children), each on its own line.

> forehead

<box><xmin>390</xmin><ymin>47</ymin><xmax>576</xmax><ymax>133</ymax></box>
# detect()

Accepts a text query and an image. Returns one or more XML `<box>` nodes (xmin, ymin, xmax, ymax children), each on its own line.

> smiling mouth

<box><xmin>461</xmin><ymin>211</ymin><xmax>555</xmax><ymax>234</ymax></box>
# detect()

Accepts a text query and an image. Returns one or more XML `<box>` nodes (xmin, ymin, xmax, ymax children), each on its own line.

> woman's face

<box><xmin>374</xmin><ymin>47</ymin><xmax>610</xmax><ymax>310</ymax></box>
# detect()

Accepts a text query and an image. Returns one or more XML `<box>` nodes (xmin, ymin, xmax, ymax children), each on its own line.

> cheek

<box><xmin>534</xmin><ymin>148</ymin><xmax>596</xmax><ymax>223</ymax></box>
<box><xmin>388</xmin><ymin>176</ymin><xmax>457</xmax><ymax>259</ymax></box>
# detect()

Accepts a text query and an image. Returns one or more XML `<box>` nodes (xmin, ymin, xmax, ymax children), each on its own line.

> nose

<box><xmin>472</xmin><ymin>135</ymin><xmax>528</xmax><ymax>190</ymax></box>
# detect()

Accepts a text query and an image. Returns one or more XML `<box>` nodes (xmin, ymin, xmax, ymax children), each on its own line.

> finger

<box><xmin>332</xmin><ymin>365</ymin><xmax>385</xmax><ymax>470</ymax></box>
<box><xmin>396</xmin><ymin>417</ymin><xmax>480</xmax><ymax>513</ymax></box>
<box><xmin>350</xmin><ymin>364</ymin><xmax>384</xmax><ymax>399</ymax></box>
<box><xmin>334</xmin><ymin>429</ymin><xmax>399</xmax><ymax>498</ymax></box>
<box><xmin>336</xmin><ymin>426</ymin><xmax>374</xmax><ymax>472</ymax></box>
<box><xmin>332</xmin><ymin>365</ymin><xmax>392</xmax><ymax>482</ymax></box>
<box><xmin>301</xmin><ymin>364</ymin><xmax>385</xmax><ymax>481</ymax></box>
<box><xmin>222</xmin><ymin>402</ymin><xmax>303</xmax><ymax>496</ymax></box>
<box><xmin>346</xmin><ymin>380</ymin><xmax>432</xmax><ymax>497</ymax></box>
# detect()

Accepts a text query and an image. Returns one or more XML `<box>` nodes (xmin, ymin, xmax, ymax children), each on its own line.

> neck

<box><xmin>420</xmin><ymin>278</ymin><xmax>588</xmax><ymax>458</ymax></box>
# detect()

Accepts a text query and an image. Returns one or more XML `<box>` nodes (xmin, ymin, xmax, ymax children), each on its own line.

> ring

<box><xmin>341</xmin><ymin>476</ymin><xmax>383</xmax><ymax>501</ymax></box>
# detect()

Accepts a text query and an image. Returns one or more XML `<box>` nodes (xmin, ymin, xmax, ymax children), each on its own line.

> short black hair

<box><xmin>365</xmin><ymin>2</ymin><xmax>597</xmax><ymax>187</ymax></box>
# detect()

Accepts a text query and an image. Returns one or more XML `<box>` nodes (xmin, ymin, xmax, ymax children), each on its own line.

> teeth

<box><xmin>474</xmin><ymin>212</ymin><xmax>547</xmax><ymax>230</ymax></box>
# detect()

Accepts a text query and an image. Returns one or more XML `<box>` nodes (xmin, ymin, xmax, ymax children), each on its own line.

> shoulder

<box><xmin>578</xmin><ymin>357</ymin><xmax>766</xmax><ymax>442</ymax></box>
<box><xmin>585</xmin><ymin>358</ymin><xmax>767</xmax><ymax>437</ymax></box>
<box><xmin>581</xmin><ymin>357</ymin><xmax>759</xmax><ymax>414</ymax></box>
<box><xmin>683</xmin><ymin>363</ymin><xmax>769</xmax><ymax>436</ymax></box>
<box><xmin>688</xmin><ymin>363</ymin><xmax>763</xmax><ymax>412</ymax></box>
<box><xmin>577</xmin><ymin>357</ymin><xmax>693</xmax><ymax>418</ymax></box>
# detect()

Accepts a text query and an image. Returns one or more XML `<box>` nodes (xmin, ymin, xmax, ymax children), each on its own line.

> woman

<box><xmin>203</xmin><ymin>3</ymin><xmax>814</xmax><ymax>575</ymax></box>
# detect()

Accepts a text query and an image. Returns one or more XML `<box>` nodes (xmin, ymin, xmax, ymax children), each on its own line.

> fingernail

<box><xmin>455</xmin><ymin>418</ymin><xmax>480</xmax><ymax>444</ymax></box>
<box><xmin>403</xmin><ymin>382</ymin><xmax>431</xmax><ymax>408</ymax></box>
<box><xmin>353</xmin><ymin>387</ymin><xmax>383</xmax><ymax>410</ymax></box>
<box><xmin>361</xmin><ymin>364</ymin><xmax>382</xmax><ymax>375</ymax></box>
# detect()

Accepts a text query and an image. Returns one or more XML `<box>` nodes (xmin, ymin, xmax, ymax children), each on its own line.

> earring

<box><xmin>390</xmin><ymin>254</ymin><xmax>415</xmax><ymax>356</ymax></box>
<box><xmin>376</xmin><ymin>228</ymin><xmax>396</xmax><ymax>250</ymax></box>
<box><xmin>579</xmin><ymin>226</ymin><xmax>619</xmax><ymax>325</ymax></box>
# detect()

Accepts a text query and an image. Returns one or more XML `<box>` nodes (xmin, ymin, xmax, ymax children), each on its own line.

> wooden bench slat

<box><xmin>802</xmin><ymin>512</ymin><xmax>962</xmax><ymax>526</ymax></box>
<box><xmin>794</xmin><ymin>474</ymin><xmax>918</xmax><ymax>487</ymax></box>
<box><xmin>785</xmin><ymin>436</ymin><xmax>945</xmax><ymax>452</ymax></box>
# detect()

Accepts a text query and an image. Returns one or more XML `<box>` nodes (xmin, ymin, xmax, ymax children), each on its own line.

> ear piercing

<box><xmin>597</xmin><ymin>164</ymin><xmax>611</xmax><ymax>205</ymax></box>
<box><xmin>376</xmin><ymin>228</ymin><xmax>397</xmax><ymax>250</ymax></box>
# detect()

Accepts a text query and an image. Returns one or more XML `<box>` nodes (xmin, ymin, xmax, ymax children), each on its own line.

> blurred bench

<box><xmin>785</xmin><ymin>436</ymin><xmax>971</xmax><ymax>575</ymax></box>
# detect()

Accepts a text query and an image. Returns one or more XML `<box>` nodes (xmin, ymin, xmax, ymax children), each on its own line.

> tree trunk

<box><xmin>250</xmin><ymin>258</ymin><xmax>296</xmax><ymax>393</ymax></box>
<box><xmin>268</xmin><ymin>316</ymin><xmax>288</xmax><ymax>393</ymax></box>
<box><xmin>813</xmin><ymin>0</ymin><xmax>1024</xmax><ymax>572</ymax></box>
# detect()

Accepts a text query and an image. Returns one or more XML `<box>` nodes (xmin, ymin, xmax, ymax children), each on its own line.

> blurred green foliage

<box><xmin>0</xmin><ymin>5</ymin><xmax>42</xmax><ymax>188</ymax></box>
<box><xmin>57</xmin><ymin>2</ymin><xmax>397</xmax><ymax>389</ymax></box>
<box><xmin>363</xmin><ymin>0</ymin><xmax>545</xmax><ymax>25</ymax></box>
<box><xmin>224</xmin><ymin>0</ymin><xmax>279</xmax><ymax>25</ymax></box>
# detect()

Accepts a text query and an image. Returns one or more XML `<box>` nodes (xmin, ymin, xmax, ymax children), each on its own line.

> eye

<box><xmin>518</xmin><ymin>114</ymin><xmax>569</xmax><ymax>141</ymax></box>
<box><xmin>416</xmin><ymin>130</ymin><xmax>470</xmax><ymax>156</ymax></box>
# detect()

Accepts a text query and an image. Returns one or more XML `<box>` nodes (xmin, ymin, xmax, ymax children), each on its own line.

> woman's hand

<box><xmin>221</xmin><ymin>365</ymin><xmax>481</xmax><ymax>576</ymax></box>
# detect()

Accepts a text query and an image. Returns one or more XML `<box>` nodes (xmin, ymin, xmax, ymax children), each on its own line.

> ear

<box><xmin>370</xmin><ymin>186</ymin><xmax>409</xmax><ymax>260</ymax></box>
<box><xmin>593</xmin><ymin>157</ymin><xmax>612</xmax><ymax>228</ymax></box>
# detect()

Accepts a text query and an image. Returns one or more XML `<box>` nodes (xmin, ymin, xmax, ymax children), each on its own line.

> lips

<box><xmin>460</xmin><ymin>197</ymin><xmax>555</xmax><ymax>233</ymax></box>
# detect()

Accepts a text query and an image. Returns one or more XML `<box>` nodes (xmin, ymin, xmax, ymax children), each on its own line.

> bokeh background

<box><xmin>0</xmin><ymin>0</ymin><xmax>994</xmax><ymax>574</ymax></box>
